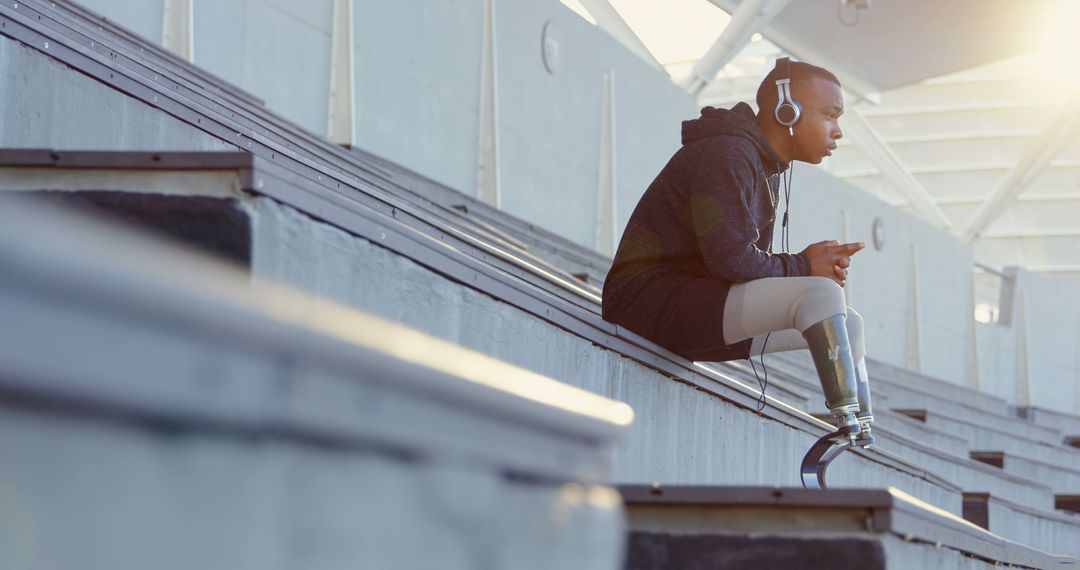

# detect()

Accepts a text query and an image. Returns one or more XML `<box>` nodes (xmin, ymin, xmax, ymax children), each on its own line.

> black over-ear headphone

<box><xmin>773</xmin><ymin>57</ymin><xmax>801</xmax><ymax>129</ymax></box>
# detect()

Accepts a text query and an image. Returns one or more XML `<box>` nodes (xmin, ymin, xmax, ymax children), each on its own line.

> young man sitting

<box><xmin>602</xmin><ymin>58</ymin><xmax>873</xmax><ymax>445</ymax></box>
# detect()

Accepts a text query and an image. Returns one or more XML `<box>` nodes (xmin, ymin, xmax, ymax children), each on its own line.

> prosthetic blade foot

<box><xmin>800</xmin><ymin>422</ymin><xmax>859</xmax><ymax>489</ymax></box>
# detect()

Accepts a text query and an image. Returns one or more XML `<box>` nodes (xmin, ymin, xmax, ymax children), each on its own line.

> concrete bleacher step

<box><xmin>0</xmin><ymin>0</ymin><xmax>605</xmax><ymax>316</ymax></box>
<box><xmin>881</xmin><ymin>388</ymin><xmax>1064</xmax><ymax>447</ymax></box>
<box><xmin>714</xmin><ymin>365</ymin><xmax>1053</xmax><ymax>508</ymax></box>
<box><xmin>864</xmin><ymin>358</ymin><xmax>1014</xmax><ymax>417</ymax></box>
<box><xmin>718</xmin><ymin>359</ymin><xmax>816</xmax><ymax>411</ymax></box>
<box><xmin>1059</xmin><ymin>496</ymin><xmax>1080</xmax><ymax>515</ymax></box>
<box><xmin>902</xmin><ymin>409</ymin><xmax>1080</xmax><ymax>471</ymax></box>
<box><xmin>713</xmin><ymin>360</ymin><xmax>1054</xmax><ymax>510</ymax></box>
<box><xmin>771</xmin><ymin>351</ymin><xmax>1014</xmax><ymax>418</ymax></box>
<box><xmin>17</xmin><ymin>0</ymin><xmax>1080</xmax><ymax>550</ymax></box>
<box><xmin>723</xmin><ymin>353</ymin><xmax>894</xmax><ymax>413</ymax></box>
<box><xmin>0</xmin><ymin>201</ymin><xmax>632</xmax><ymax>570</ymax></box>
<box><xmin>619</xmin><ymin>485</ymin><xmax>1079</xmax><ymax>568</ymax></box>
<box><xmin>971</xmin><ymin>451</ymin><xmax>1080</xmax><ymax>494</ymax></box>
<box><xmin>0</xmin><ymin>153</ymin><xmax>965</xmax><ymax>515</ymax></box>
<box><xmin>0</xmin><ymin>0</ymin><xmax>973</xmax><ymax>511</ymax></box>
<box><xmin>1019</xmin><ymin>406</ymin><xmax>1080</xmax><ymax>441</ymax></box>
<box><xmin>726</xmin><ymin>357</ymin><xmax>1053</xmax><ymax>507</ymax></box>
<box><xmin>745</xmin><ymin>354</ymin><xmax>1063</xmax><ymax>510</ymax></box>
<box><xmin>815</xmin><ymin>416</ymin><xmax>1059</xmax><ymax>509</ymax></box>
<box><xmin>961</xmin><ymin>492</ymin><xmax>1080</xmax><ymax>557</ymax></box>
<box><xmin>767</xmin><ymin>351</ymin><xmax>1067</xmax><ymax>447</ymax></box>
<box><xmin>358</xmin><ymin>150</ymin><xmax>614</xmax><ymax>288</ymax></box>
<box><xmin>875</xmin><ymin>409</ymin><xmax>972</xmax><ymax>458</ymax></box>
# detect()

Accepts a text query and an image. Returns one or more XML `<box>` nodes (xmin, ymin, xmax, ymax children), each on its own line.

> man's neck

<box><xmin>755</xmin><ymin>113</ymin><xmax>794</xmax><ymax>164</ymax></box>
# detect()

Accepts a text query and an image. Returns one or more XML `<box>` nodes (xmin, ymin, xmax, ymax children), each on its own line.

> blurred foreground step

<box><xmin>0</xmin><ymin>200</ymin><xmax>632</xmax><ymax>570</ymax></box>
<box><xmin>620</xmin><ymin>485</ymin><xmax>1078</xmax><ymax>569</ymax></box>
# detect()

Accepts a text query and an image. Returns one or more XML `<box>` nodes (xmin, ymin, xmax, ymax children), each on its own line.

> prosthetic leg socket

<box><xmin>800</xmin><ymin>314</ymin><xmax>862</xmax><ymax>489</ymax></box>
<box><xmin>803</xmin><ymin>314</ymin><xmax>860</xmax><ymax>433</ymax></box>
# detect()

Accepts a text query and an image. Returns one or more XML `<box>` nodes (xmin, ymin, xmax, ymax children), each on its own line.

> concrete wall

<box><xmin>975</xmin><ymin>268</ymin><xmax>1080</xmax><ymax>414</ymax></box>
<box><xmin>71</xmin><ymin>0</ymin><xmax>696</xmax><ymax>250</ymax></box>
<box><xmin>0</xmin><ymin>35</ymin><xmax>232</xmax><ymax>152</ymax></box>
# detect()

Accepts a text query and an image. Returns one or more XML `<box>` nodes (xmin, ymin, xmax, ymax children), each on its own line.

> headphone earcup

<box><xmin>775</xmin><ymin>101</ymin><xmax>801</xmax><ymax>128</ymax></box>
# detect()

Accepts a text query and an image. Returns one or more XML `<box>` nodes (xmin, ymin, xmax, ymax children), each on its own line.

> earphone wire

<box><xmin>752</xmin><ymin>132</ymin><xmax>795</xmax><ymax>412</ymax></box>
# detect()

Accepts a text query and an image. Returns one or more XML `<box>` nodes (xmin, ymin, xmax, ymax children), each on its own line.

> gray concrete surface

<box><xmin>0</xmin><ymin>201</ymin><xmax>629</xmax><ymax>570</ymax></box>
<box><xmin>921</xmin><ymin>411</ymin><xmax>1080</xmax><ymax>471</ymax></box>
<box><xmin>994</xmin><ymin>452</ymin><xmax>1080</xmax><ymax>494</ymax></box>
<box><xmin>986</xmin><ymin>495</ymin><xmax>1080</xmax><ymax>558</ymax></box>
<box><xmin>0</xmin><ymin>36</ymin><xmax>234</xmax><ymax>153</ymax></box>
<box><xmin>245</xmin><ymin>196</ymin><xmax>962</xmax><ymax>512</ymax></box>
<box><xmin>1021</xmin><ymin>406</ymin><xmax>1080</xmax><ymax>438</ymax></box>
<box><xmin>11</xmin><ymin>0</ymin><xmax>1080</xmax><ymax>418</ymax></box>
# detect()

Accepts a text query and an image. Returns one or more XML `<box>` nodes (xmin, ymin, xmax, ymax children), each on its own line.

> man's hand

<box><xmin>801</xmin><ymin>240</ymin><xmax>866</xmax><ymax>287</ymax></box>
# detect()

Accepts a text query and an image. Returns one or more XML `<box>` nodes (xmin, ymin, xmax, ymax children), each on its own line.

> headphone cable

<box><xmin>753</xmin><ymin>136</ymin><xmax>795</xmax><ymax>412</ymax></box>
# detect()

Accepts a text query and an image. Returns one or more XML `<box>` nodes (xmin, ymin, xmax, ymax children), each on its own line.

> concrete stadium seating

<box><xmin>4</xmin><ymin>0</ymin><xmax>1080</xmax><ymax>565</ymax></box>
<box><xmin>0</xmin><ymin>201</ymin><xmax>631</xmax><ymax>569</ymax></box>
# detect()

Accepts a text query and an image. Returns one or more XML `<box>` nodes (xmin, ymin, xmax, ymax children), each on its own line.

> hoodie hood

<box><xmin>681</xmin><ymin>102</ymin><xmax>787</xmax><ymax>173</ymax></box>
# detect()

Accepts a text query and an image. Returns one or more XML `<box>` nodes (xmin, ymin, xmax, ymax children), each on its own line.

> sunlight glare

<box><xmin>1037</xmin><ymin>1</ymin><xmax>1080</xmax><ymax>87</ymax></box>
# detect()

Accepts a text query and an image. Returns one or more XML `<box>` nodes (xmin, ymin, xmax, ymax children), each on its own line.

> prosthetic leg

<box><xmin>799</xmin><ymin>314</ymin><xmax>875</xmax><ymax>489</ymax></box>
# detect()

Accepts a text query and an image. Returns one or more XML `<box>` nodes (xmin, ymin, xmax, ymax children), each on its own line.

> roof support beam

<box><xmin>843</xmin><ymin>106</ymin><xmax>953</xmax><ymax>230</ymax></box>
<box><xmin>705</xmin><ymin>0</ymin><xmax>881</xmax><ymax>104</ymax></box>
<box><xmin>685</xmin><ymin>0</ymin><xmax>788</xmax><ymax>95</ymax></box>
<box><xmin>577</xmin><ymin>0</ymin><xmax>663</xmax><ymax>71</ymax></box>
<box><xmin>958</xmin><ymin>94</ymin><xmax>1080</xmax><ymax>241</ymax></box>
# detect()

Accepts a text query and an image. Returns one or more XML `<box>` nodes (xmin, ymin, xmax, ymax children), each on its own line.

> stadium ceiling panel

<box><xmin>705</xmin><ymin>0</ymin><xmax>1069</xmax><ymax>92</ymax></box>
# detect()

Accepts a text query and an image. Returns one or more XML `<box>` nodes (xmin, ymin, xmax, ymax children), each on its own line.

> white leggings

<box><xmin>723</xmin><ymin>276</ymin><xmax>866</xmax><ymax>362</ymax></box>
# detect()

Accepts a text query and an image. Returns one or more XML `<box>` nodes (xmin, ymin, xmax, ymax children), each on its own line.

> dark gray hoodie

<box><xmin>602</xmin><ymin>102</ymin><xmax>811</xmax><ymax>361</ymax></box>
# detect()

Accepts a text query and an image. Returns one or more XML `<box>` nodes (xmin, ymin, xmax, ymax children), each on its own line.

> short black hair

<box><xmin>756</xmin><ymin>60</ymin><xmax>841</xmax><ymax>114</ymax></box>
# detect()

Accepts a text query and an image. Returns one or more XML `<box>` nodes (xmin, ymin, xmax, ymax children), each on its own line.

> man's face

<box><xmin>792</xmin><ymin>77</ymin><xmax>844</xmax><ymax>164</ymax></box>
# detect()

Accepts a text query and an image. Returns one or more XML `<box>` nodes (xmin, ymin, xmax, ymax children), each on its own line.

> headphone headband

<box><xmin>773</xmin><ymin>57</ymin><xmax>801</xmax><ymax>129</ymax></box>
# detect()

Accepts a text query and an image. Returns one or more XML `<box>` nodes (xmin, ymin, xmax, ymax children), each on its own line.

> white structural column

<box><xmin>958</xmin><ymin>95</ymin><xmax>1080</xmax><ymax>241</ymax></box>
<box><xmin>965</xmin><ymin>275</ymin><xmax>980</xmax><ymax>390</ymax></box>
<box><xmin>1075</xmin><ymin>312</ymin><xmax>1080</xmax><ymax>414</ymax></box>
<box><xmin>843</xmin><ymin>106</ymin><xmax>953</xmax><ymax>231</ymax></box>
<box><xmin>705</xmin><ymin>0</ymin><xmax>880</xmax><ymax>104</ymax></box>
<box><xmin>577</xmin><ymin>0</ymin><xmax>662</xmax><ymax>71</ymax></box>
<box><xmin>595</xmin><ymin>70</ymin><xmax>617</xmax><ymax>255</ymax></box>
<box><xmin>906</xmin><ymin>243</ymin><xmax>921</xmax><ymax>372</ymax></box>
<box><xmin>685</xmin><ymin>0</ymin><xmax>789</xmax><ymax>95</ymax></box>
<box><xmin>327</xmin><ymin>0</ymin><xmax>356</xmax><ymax>146</ymax></box>
<box><xmin>162</xmin><ymin>0</ymin><xmax>193</xmax><ymax>61</ymax></box>
<box><xmin>476</xmin><ymin>0</ymin><xmax>501</xmax><ymax>207</ymax></box>
<box><xmin>1015</xmin><ymin>291</ymin><xmax>1030</xmax><ymax>407</ymax></box>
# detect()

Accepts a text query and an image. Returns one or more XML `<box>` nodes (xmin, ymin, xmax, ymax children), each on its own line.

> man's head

<box><xmin>755</xmin><ymin>60</ymin><xmax>844</xmax><ymax>165</ymax></box>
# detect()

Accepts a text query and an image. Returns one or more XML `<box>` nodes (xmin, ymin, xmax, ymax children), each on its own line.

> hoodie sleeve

<box><xmin>689</xmin><ymin>150</ymin><xmax>811</xmax><ymax>281</ymax></box>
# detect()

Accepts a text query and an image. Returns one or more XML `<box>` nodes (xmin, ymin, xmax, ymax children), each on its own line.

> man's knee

<box><xmin>794</xmin><ymin>277</ymin><xmax>846</xmax><ymax>331</ymax></box>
